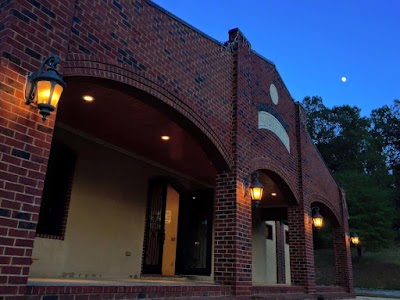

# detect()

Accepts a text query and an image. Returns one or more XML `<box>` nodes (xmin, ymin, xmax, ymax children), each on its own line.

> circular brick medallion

<box><xmin>270</xmin><ymin>83</ymin><xmax>278</xmax><ymax>105</ymax></box>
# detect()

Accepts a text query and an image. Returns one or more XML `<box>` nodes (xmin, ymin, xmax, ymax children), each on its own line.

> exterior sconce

<box><xmin>243</xmin><ymin>171</ymin><xmax>264</xmax><ymax>207</ymax></box>
<box><xmin>350</xmin><ymin>233</ymin><xmax>360</xmax><ymax>245</ymax></box>
<box><xmin>25</xmin><ymin>54</ymin><xmax>66</xmax><ymax>121</ymax></box>
<box><xmin>312</xmin><ymin>206</ymin><xmax>323</xmax><ymax>229</ymax></box>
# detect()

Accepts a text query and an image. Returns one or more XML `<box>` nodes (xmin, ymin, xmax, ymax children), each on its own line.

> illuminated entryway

<box><xmin>143</xmin><ymin>180</ymin><xmax>213</xmax><ymax>276</ymax></box>
<box><xmin>28</xmin><ymin>76</ymin><xmax>225</xmax><ymax>281</ymax></box>
<box><xmin>311</xmin><ymin>201</ymin><xmax>345</xmax><ymax>288</ymax></box>
<box><xmin>251</xmin><ymin>170</ymin><xmax>298</xmax><ymax>285</ymax></box>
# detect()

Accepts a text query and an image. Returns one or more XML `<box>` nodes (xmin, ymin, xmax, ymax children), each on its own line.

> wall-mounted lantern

<box><xmin>312</xmin><ymin>206</ymin><xmax>323</xmax><ymax>229</ymax></box>
<box><xmin>350</xmin><ymin>233</ymin><xmax>360</xmax><ymax>245</ymax></box>
<box><xmin>243</xmin><ymin>171</ymin><xmax>264</xmax><ymax>207</ymax></box>
<box><xmin>25</xmin><ymin>54</ymin><xmax>66</xmax><ymax>121</ymax></box>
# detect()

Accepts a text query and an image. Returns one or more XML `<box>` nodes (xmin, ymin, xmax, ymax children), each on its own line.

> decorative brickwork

<box><xmin>0</xmin><ymin>0</ymin><xmax>353</xmax><ymax>299</ymax></box>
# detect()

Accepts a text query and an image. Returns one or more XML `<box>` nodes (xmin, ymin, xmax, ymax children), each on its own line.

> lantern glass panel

<box><xmin>250</xmin><ymin>186</ymin><xmax>263</xmax><ymax>201</ymax></box>
<box><xmin>36</xmin><ymin>80</ymin><xmax>51</xmax><ymax>105</ymax></box>
<box><xmin>313</xmin><ymin>216</ymin><xmax>323</xmax><ymax>228</ymax></box>
<box><xmin>36</xmin><ymin>80</ymin><xmax>63</xmax><ymax>108</ymax></box>
<box><xmin>51</xmin><ymin>83</ymin><xmax>63</xmax><ymax>107</ymax></box>
<box><xmin>351</xmin><ymin>236</ymin><xmax>359</xmax><ymax>245</ymax></box>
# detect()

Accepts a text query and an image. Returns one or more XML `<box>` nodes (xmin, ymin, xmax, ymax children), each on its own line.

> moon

<box><xmin>341</xmin><ymin>76</ymin><xmax>347</xmax><ymax>83</ymax></box>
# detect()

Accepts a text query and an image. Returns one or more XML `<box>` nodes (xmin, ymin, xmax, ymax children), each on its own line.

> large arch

<box><xmin>250</xmin><ymin>167</ymin><xmax>298</xmax><ymax>286</ymax></box>
<box><xmin>29</xmin><ymin>69</ymin><xmax>227</xmax><ymax>281</ymax></box>
<box><xmin>63</xmin><ymin>55</ymin><xmax>231</xmax><ymax>172</ymax></box>
<box><xmin>249</xmin><ymin>156</ymin><xmax>300</xmax><ymax>204</ymax></box>
<box><xmin>310</xmin><ymin>195</ymin><xmax>342</xmax><ymax>228</ymax></box>
<box><xmin>311</xmin><ymin>199</ymin><xmax>347</xmax><ymax>289</ymax></box>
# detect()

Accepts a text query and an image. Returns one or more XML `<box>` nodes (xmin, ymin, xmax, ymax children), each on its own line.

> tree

<box><xmin>371</xmin><ymin>100</ymin><xmax>400</xmax><ymax>235</ymax></box>
<box><xmin>302</xmin><ymin>96</ymin><xmax>397</xmax><ymax>249</ymax></box>
<box><xmin>335</xmin><ymin>170</ymin><xmax>395</xmax><ymax>250</ymax></box>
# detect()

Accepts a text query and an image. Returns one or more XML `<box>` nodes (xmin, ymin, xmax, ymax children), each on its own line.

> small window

<box><xmin>266</xmin><ymin>224</ymin><xmax>273</xmax><ymax>240</ymax></box>
<box><xmin>285</xmin><ymin>230</ymin><xmax>289</xmax><ymax>244</ymax></box>
<box><xmin>36</xmin><ymin>141</ymin><xmax>76</xmax><ymax>239</ymax></box>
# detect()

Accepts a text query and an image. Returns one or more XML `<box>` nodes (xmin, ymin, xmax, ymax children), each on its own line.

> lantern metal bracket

<box><xmin>243</xmin><ymin>171</ymin><xmax>259</xmax><ymax>197</ymax></box>
<box><xmin>311</xmin><ymin>206</ymin><xmax>320</xmax><ymax>215</ymax></box>
<box><xmin>25</xmin><ymin>54</ymin><xmax>61</xmax><ymax>105</ymax></box>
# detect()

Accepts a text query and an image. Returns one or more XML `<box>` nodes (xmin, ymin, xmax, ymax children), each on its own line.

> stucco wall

<box><xmin>29</xmin><ymin>127</ymin><xmax>206</xmax><ymax>279</ymax></box>
<box><xmin>252</xmin><ymin>221</ymin><xmax>277</xmax><ymax>284</ymax></box>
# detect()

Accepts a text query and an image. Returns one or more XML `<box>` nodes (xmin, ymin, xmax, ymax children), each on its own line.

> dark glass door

<box><xmin>142</xmin><ymin>180</ymin><xmax>167</xmax><ymax>274</ymax></box>
<box><xmin>176</xmin><ymin>189</ymin><xmax>213</xmax><ymax>275</ymax></box>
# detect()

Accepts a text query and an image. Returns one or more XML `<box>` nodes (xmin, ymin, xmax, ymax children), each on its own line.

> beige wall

<box><xmin>265</xmin><ymin>221</ymin><xmax>277</xmax><ymax>284</ymax></box>
<box><xmin>252</xmin><ymin>221</ymin><xmax>277</xmax><ymax>283</ymax></box>
<box><xmin>29</xmin><ymin>127</ymin><xmax>208</xmax><ymax>279</ymax></box>
<box><xmin>252</xmin><ymin>221</ymin><xmax>266</xmax><ymax>283</ymax></box>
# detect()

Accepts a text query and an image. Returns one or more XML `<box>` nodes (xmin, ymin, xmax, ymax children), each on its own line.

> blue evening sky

<box><xmin>152</xmin><ymin>0</ymin><xmax>399</xmax><ymax>116</ymax></box>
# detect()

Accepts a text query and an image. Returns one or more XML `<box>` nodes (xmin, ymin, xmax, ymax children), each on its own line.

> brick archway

<box><xmin>63</xmin><ymin>55</ymin><xmax>231</xmax><ymax>171</ymax></box>
<box><xmin>310</xmin><ymin>196</ymin><xmax>342</xmax><ymax>227</ymax></box>
<box><xmin>249</xmin><ymin>156</ymin><xmax>300</xmax><ymax>203</ymax></box>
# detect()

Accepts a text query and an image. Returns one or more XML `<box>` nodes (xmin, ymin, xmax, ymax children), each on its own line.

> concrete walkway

<box><xmin>357</xmin><ymin>297</ymin><xmax>400</xmax><ymax>300</ymax></box>
<box><xmin>355</xmin><ymin>288</ymin><xmax>400</xmax><ymax>299</ymax></box>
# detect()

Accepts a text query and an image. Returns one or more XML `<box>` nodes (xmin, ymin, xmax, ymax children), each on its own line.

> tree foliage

<box><xmin>302</xmin><ymin>96</ymin><xmax>399</xmax><ymax>250</ymax></box>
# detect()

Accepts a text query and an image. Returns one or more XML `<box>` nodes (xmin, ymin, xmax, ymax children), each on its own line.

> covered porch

<box><xmin>28</xmin><ymin>76</ymin><xmax>222</xmax><ymax>284</ymax></box>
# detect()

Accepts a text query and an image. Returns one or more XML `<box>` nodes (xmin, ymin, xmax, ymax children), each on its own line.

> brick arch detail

<box><xmin>310</xmin><ymin>195</ymin><xmax>342</xmax><ymax>227</ymax></box>
<box><xmin>63</xmin><ymin>54</ymin><xmax>232</xmax><ymax>170</ymax></box>
<box><xmin>249</xmin><ymin>156</ymin><xmax>300</xmax><ymax>203</ymax></box>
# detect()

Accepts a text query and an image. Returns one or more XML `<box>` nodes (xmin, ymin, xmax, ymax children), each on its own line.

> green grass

<box><xmin>352</xmin><ymin>245</ymin><xmax>400</xmax><ymax>290</ymax></box>
<box><xmin>314</xmin><ymin>245</ymin><xmax>400</xmax><ymax>290</ymax></box>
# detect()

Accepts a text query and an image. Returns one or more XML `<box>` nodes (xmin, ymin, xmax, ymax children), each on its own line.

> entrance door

<box><xmin>143</xmin><ymin>182</ymin><xmax>213</xmax><ymax>276</ymax></box>
<box><xmin>176</xmin><ymin>189</ymin><xmax>213</xmax><ymax>275</ymax></box>
<box><xmin>142</xmin><ymin>180</ymin><xmax>166</xmax><ymax>274</ymax></box>
<box><xmin>143</xmin><ymin>180</ymin><xmax>180</xmax><ymax>275</ymax></box>
<box><xmin>161</xmin><ymin>185</ymin><xmax>180</xmax><ymax>275</ymax></box>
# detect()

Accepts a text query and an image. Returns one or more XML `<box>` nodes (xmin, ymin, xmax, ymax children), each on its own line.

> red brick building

<box><xmin>0</xmin><ymin>1</ymin><xmax>353</xmax><ymax>299</ymax></box>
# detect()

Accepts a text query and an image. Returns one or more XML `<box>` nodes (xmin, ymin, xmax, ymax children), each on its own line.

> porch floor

<box><xmin>28</xmin><ymin>277</ymin><xmax>216</xmax><ymax>286</ymax></box>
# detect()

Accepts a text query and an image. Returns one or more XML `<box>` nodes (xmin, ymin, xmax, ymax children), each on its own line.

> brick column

<box><xmin>214</xmin><ymin>171</ymin><xmax>252</xmax><ymax>297</ymax></box>
<box><xmin>287</xmin><ymin>103</ymin><xmax>317</xmax><ymax>292</ymax></box>
<box><xmin>333</xmin><ymin>189</ymin><xmax>354</xmax><ymax>292</ymax></box>
<box><xmin>333</xmin><ymin>227</ymin><xmax>353</xmax><ymax>291</ymax></box>
<box><xmin>0</xmin><ymin>58</ymin><xmax>56</xmax><ymax>298</ymax></box>
<box><xmin>287</xmin><ymin>206</ymin><xmax>316</xmax><ymax>292</ymax></box>
<box><xmin>0</xmin><ymin>1</ymin><xmax>75</xmax><ymax>297</ymax></box>
<box><xmin>275</xmin><ymin>221</ymin><xmax>286</xmax><ymax>284</ymax></box>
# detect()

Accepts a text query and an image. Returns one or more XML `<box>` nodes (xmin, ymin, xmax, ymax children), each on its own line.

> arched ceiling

<box><xmin>56</xmin><ymin>77</ymin><xmax>217</xmax><ymax>184</ymax></box>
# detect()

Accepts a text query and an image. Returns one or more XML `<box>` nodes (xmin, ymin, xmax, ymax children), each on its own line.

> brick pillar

<box><xmin>0</xmin><ymin>1</ymin><xmax>75</xmax><ymax>297</ymax></box>
<box><xmin>287</xmin><ymin>104</ymin><xmax>317</xmax><ymax>292</ymax></box>
<box><xmin>0</xmin><ymin>57</ymin><xmax>56</xmax><ymax>298</ymax></box>
<box><xmin>214</xmin><ymin>171</ymin><xmax>252</xmax><ymax>296</ymax></box>
<box><xmin>333</xmin><ymin>227</ymin><xmax>353</xmax><ymax>291</ymax></box>
<box><xmin>287</xmin><ymin>206</ymin><xmax>316</xmax><ymax>292</ymax></box>
<box><xmin>333</xmin><ymin>189</ymin><xmax>354</xmax><ymax>292</ymax></box>
<box><xmin>275</xmin><ymin>221</ymin><xmax>286</xmax><ymax>284</ymax></box>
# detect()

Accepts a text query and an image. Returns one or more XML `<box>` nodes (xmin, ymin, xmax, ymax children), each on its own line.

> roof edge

<box><xmin>145</xmin><ymin>0</ymin><xmax>224</xmax><ymax>47</ymax></box>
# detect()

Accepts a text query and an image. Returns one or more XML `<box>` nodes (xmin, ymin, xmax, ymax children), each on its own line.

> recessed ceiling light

<box><xmin>161</xmin><ymin>135</ymin><xmax>170</xmax><ymax>141</ymax></box>
<box><xmin>82</xmin><ymin>95</ymin><xmax>94</xmax><ymax>102</ymax></box>
<box><xmin>271</xmin><ymin>192</ymin><xmax>277</xmax><ymax>196</ymax></box>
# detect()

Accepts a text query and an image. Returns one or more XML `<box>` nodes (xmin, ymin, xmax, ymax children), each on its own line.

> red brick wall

<box><xmin>0</xmin><ymin>1</ymin><xmax>76</xmax><ymax>297</ymax></box>
<box><xmin>232</xmin><ymin>30</ymin><xmax>300</xmax><ymax>193</ymax></box>
<box><xmin>65</xmin><ymin>0</ymin><xmax>233</xmax><ymax>166</ymax></box>
<box><xmin>0</xmin><ymin>1</ymin><xmax>353</xmax><ymax>298</ymax></box>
